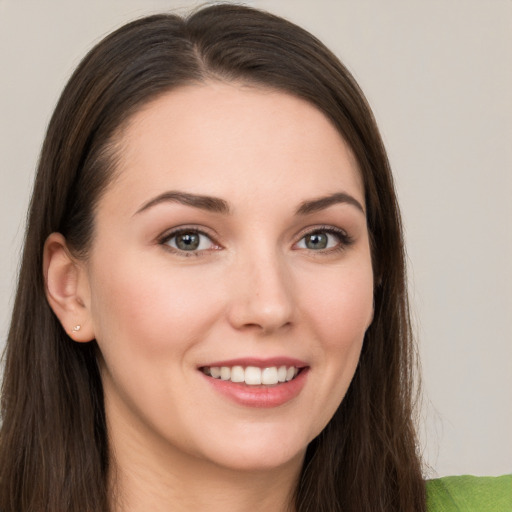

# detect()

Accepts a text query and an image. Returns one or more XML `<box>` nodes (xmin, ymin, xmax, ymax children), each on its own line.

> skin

<box><xmin>45</xmin><ymin>82</ymin><xmax>374</xmax><ymax>512</ymax></box>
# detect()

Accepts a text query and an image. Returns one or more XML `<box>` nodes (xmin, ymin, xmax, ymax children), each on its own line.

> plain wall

<box><xmin>0</xmin><ymin>0</ymin><xmax>511</xmax><ymax>478</ymax></box>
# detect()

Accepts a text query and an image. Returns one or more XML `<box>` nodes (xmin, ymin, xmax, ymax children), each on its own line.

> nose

<box><xmin>226</xmin><ymin>249</ymin><xmax>295</xmax><ymax>334</ymax></box>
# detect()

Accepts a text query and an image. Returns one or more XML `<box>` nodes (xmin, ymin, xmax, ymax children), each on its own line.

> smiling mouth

<box><xmin>200</xmin><ymin>365</ymin><xmax>301</xmax><ymax>386</ymax></box>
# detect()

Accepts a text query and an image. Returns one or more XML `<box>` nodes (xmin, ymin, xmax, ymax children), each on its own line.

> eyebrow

<box><xmin>135</xmin><ymin>191</ymin><xmax>231</xmax><ymax>216</ymax></box>
<box><xmin>295</xmin><ymin>192</ymin><xmax>365</xmax><ymax>215</ymax></box>
<box><xmin>134</xmin><ymin>190</ymin><xmax>364</xmax><ymax>217</ymax></box>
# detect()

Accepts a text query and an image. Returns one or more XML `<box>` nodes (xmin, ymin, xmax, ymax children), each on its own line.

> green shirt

<box><xmin>427</xmin><ymin>474</ymin><xmax>512</xmax><ymax>512</ymax></box>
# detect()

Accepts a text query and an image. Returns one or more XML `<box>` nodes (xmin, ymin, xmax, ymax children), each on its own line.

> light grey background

<box><xmin>1</xmin><ymin>0</ymin><xmax>511</xmax><ymax>478</ymax></box>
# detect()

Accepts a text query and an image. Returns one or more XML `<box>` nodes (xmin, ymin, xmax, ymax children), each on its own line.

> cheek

<box><xmin>88</xmin><ymin>252</ymin><xmax>223</xmax><ymax>359</ymax></box>
<box><xmin>301</xmin><ymin>263</ymin><xmax>374</xmax><ymax>349</ymax></box>
<box><xmin>290</xmin><ymin>258</ymin><xmax>373</xmax><ymax>439</ymax></box>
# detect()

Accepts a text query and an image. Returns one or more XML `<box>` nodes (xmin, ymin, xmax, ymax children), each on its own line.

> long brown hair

<box><xmin>0</xmin><ymin>5</ymin><xmax>425</xmax><ymax>511</ymax></box>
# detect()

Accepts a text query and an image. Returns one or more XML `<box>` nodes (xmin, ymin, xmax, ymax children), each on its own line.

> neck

<box><xmin>107</xmin><ymin>412</ymin><xmax>303</xmax><ymax>512</ymax></box>
<box><xmin>109</xmin><ymin>443</ymin><xmax>301</xmax><ymax>512</ymax></box>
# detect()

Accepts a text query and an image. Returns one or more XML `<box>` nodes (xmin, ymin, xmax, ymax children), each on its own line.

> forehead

<box><xmin>105</xmin><ymin>82</ymin><xmax>364</xmax><ymax>214</ymax></box>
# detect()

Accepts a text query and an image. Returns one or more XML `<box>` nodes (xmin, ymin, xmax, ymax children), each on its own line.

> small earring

<box><xmin>72</xmin><ymin>325</ymin><xmax>81</xmax><ymax>333</ymax></box>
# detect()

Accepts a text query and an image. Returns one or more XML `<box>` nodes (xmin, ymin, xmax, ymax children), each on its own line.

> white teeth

<box><xmin>245</xmin><ymin>366</ymin><xmax>262</xmax><ymax>385</ymax></box>
<box><xmin>203</xmin><ymin>365</ymin><xmax>301</xmax><ymax>386</ymax></box>
<box><xmin>262</xmin><ymin>367</ymin><xmax>279</xmax><ymax>385</ymax></box>
<box><xmin>231</xmin><ymin>365</ymin><xmax>245</xmax><ymax>383</ymax></box>
<box><xmin>286</xmin><ymin>367</ymin><xmax>296</xmax><ymax>381</ymax></box>
<box><xmin>220</xmin><ymin>366</ymin><xmax>231</xmax><ymax>380</ymax></box>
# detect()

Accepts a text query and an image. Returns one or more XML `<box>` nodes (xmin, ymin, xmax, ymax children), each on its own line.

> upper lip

<box><xmin>200</xmin><ymin>357</ymin><xmax>308</xmax><ymax>368</ymax></box>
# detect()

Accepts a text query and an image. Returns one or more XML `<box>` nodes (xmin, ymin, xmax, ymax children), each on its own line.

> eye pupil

<box><xmin>176</xmin><ymin>233</ymin><xmax>200</xmax><ymax>250</ymax></box>
<box><xmin>305</xmin><ymin>233</ymin><xmax>328</xmax><ymax>249</ymax></box>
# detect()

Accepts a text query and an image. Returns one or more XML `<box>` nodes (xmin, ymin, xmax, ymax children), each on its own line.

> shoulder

<box><xmin>426</xmin><ymin>474</ymin><xmax>512</xmax><ymax>512</ymax></box>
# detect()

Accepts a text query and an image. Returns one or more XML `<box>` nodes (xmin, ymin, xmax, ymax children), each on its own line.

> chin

<box><xmin>208</xmin><ymin>445</ymin><xmax>305</xmax><ymax>474</ymax></box>
<box><xmin>191</xmin><ymin>426</ymin><xmax>310</xmax><ymax>474</ymax></box>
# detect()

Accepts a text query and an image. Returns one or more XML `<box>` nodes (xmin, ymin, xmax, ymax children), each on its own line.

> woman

<box><xmin>1</xmin><ymin>4</ymin><xmax>507</xmax><ymax>512</ymax></box>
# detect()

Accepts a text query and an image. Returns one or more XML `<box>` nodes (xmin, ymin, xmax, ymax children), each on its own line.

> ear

<box><xmin>43</xmin><ymin>232</ymin><xmax>95</xmax><ymax>342</ymax></box>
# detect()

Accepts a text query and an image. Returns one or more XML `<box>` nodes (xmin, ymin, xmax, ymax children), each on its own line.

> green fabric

<box><xmin>426</xmin><ymin>474</ymin><xmax>512</xmax><ymax>512</ymax></box>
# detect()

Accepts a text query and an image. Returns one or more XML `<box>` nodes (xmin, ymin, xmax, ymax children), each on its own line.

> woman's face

<box><xmin>83</xmin><ymin>83</ymin><xmax>374</xmax><ymax>473</ymax></box>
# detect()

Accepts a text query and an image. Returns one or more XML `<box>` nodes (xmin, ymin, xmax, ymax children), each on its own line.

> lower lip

<box><xmin>201</xmin><ymin>369</ymin><xmax>309</xmax><ymax>408</ymax></box>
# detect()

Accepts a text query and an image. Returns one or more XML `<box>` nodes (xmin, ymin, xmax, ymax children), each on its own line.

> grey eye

<box><xmin>175</xmin><ymin>232</ymin><xmax>200</xmax><ymax>250</ymax></box>
<box><xmin>297</xmin><ymin>231</ymin><xmax>339</xmax><ymax>250</ymax></box>
<box><xmin>166</xmin><ymin>231</ymin><xmax>215</xmax><ymax>252</ymax></box>
<box><xmin>304</xmin><ymin>233</ymin><xmax>329</xmax><ymax>249</ymax></box>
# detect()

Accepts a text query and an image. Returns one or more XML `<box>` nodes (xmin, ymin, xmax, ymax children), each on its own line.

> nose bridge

<box><xmin>227</xmin><ymin>242</ymin><xmax>295</xmax><ymax>333</ymax></box>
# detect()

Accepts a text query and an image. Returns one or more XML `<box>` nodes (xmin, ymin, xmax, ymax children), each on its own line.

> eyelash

<box><xmin>158</xmin><ymin>225</ymin><xmax>353</xmax><ymax>257</ymax></box>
